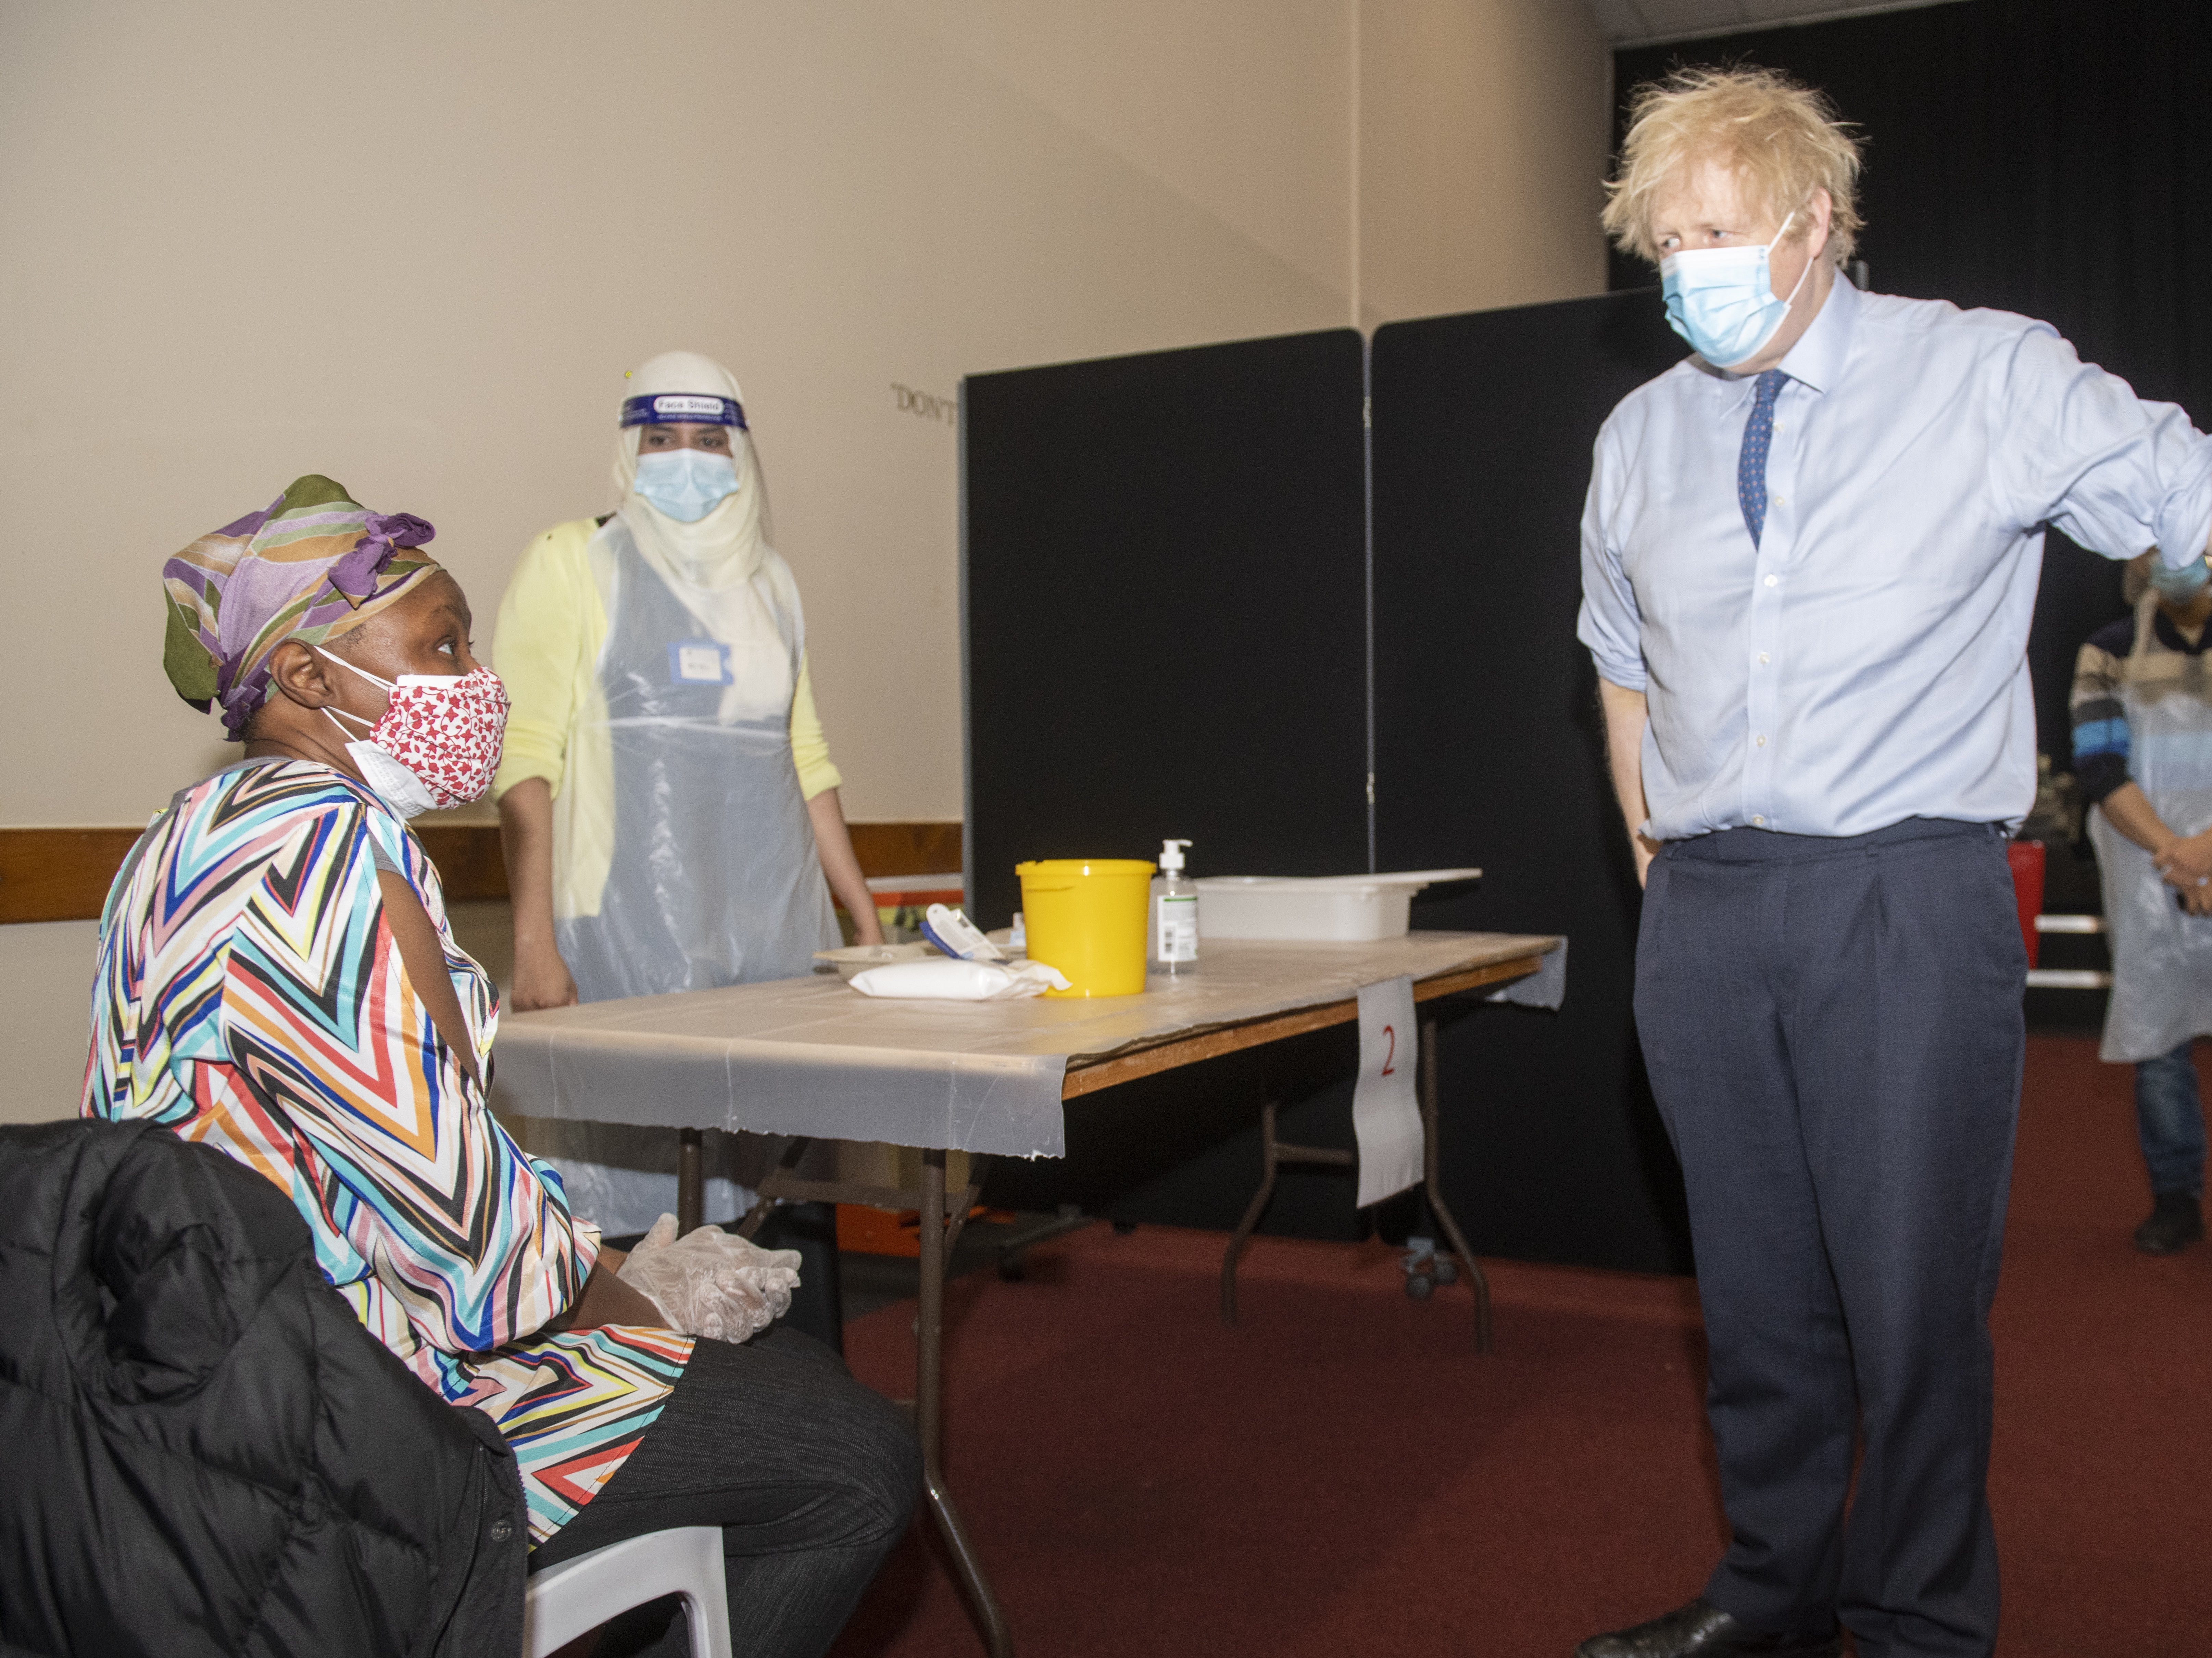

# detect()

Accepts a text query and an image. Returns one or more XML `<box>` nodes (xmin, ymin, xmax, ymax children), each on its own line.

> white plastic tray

<box><xmin>1193</xmin><ymin>868</ymin><xmax>1481</xmax><ymax>942</ymax></box>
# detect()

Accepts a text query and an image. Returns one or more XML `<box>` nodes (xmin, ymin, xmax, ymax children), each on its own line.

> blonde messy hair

<box><xmin>1602</xmin><ymin>66</ymin><xmax>1863</xmax><ymax>267</ymax></box>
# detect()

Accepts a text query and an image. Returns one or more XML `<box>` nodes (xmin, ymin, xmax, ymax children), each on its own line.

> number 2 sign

<box><xmin>1353</xmin><ymin>975</ymin><xmax>1422</xmax><ymax>1208</ymax></box>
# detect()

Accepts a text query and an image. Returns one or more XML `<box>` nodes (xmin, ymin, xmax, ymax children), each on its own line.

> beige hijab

<box><xmin>612</xmin><ymin>349</ymin><xmax>770</xmax><ymax>591</ymax></box>
<box><xmin>607</xmin><ymin>350</ymin><xmax>804</xmax><ymax>725</ymax></box>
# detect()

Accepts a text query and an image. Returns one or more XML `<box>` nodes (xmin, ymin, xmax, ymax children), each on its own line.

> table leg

<box><xmin>1223</xmin><ymin>1101</ymin><xmax>1354</xmax><ymax>1326</ymax></box>
<box><xmin>734</xmin><ymin>1137</ymin><xmax>814</xmax><ymax>1241</ymax></box>
<box><xmin>1221</xmin><ymin>1101</ymin><xmax>1279</xmax><ymax>1325</ymax></box>
<box><xmin>918</xmin><ymin>1148</ymin><xmax>1014</xmax><ymax>1657</ymax></box>
<box><xmin>1418</xmin><ymin>1013</ymin><xmax>1492</xmax><ymax>1354</ymax></box>
<box><xmin>677</xmin><ymin>1128</ymin><xmax>703</xmax><ymax>1235</ymax></box>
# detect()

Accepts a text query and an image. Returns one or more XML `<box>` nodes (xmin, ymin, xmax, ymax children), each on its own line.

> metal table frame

<box><xmin>673</xmin><ymin>946</ymin><xmax>1544</xmax><ymax>1657</ymax></box>
<box><xmin>1220</xmin><ymin>1000</ymin><xmax>1492</xmax><ymax>1351</ymax></box>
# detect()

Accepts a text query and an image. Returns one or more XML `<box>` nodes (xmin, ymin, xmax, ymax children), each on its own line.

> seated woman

<box><xmin>85</xmin><ymin>475</ymin><xmax>917</xmax><ymax>1658</ymax></box>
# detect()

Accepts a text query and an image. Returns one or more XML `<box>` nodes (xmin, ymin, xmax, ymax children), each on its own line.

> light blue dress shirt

<box><xmin>1579</xmin><ymin>274</ymin><xmax>2212</xmax><ymax>841</ymax></box>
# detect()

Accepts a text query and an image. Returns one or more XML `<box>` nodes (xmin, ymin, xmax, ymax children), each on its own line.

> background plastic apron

<box><xmin>2089</xmin><ymin>592</ymin><xmax>2212</xmax><ymax>1064</ymax></box>
<box><xmin>544</xmin><ymin>518</ymin><xmax>840</xmax><ymax>1232</ymax></box>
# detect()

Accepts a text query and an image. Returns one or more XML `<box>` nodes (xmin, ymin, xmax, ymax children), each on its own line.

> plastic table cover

<box><xmin>489</xmin><ymin>932</ymin><xmax>1565</xmax><ymax>1159</ymax></box>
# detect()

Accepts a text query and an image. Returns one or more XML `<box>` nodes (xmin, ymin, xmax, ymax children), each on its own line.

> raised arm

<box><xmin>1995</xmin><ymin>325</ymin><xmax>2212</xmax><ymax>570</ymax></box>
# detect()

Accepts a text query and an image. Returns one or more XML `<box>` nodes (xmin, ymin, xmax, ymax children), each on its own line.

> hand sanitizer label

<box><xmin>1156</xmin><ymin>893</ymin><xmax>1199</xmax><ymax>962</ymax></box>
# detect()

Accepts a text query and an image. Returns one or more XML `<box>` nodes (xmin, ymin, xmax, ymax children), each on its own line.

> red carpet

<box><xmin>829</xmin><ymin>1035</ymin><xmax>2212</xmax><ymax>1657</ymax></box>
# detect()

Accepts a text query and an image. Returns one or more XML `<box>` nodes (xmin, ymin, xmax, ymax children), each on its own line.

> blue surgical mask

<box><xmin>2148</xmin><ymin>555</ymin><xmax>2211</xmax><ymax>600</ymax></box>
<box><xmin>633</xmin><ymin>449</ymin><xmax>740</xmax><ymax>523</ymax></box>
<box><xmin>1660</xmin><ymin>210</ymin><xmax>1813</xmax><ymax>370</ymax></box>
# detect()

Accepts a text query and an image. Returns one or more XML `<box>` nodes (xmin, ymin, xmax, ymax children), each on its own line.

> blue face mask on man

<box><xmin>1660</xmin><ymin>210</ymin><xmax>1814</xmax><ymax>370</ymax></box>
<box><xmin>634</xmin><ymin>449</ymin><xmax>740</xmax><ymax>523</ymax></box>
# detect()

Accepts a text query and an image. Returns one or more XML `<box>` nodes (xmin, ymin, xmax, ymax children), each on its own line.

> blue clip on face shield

<box><xmin>620</xmin><ymin>392</ymin><xmax>747</xmax><ymax>431</ymax></box>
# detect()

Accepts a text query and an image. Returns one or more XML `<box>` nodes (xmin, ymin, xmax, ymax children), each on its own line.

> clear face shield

<box><xmin>614</xmin><ymin>391</ymin><xmax>775</xmax><ymax>540</ymax></box>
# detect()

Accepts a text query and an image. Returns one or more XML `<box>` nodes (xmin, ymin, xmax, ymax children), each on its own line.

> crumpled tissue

<box><xmin>616</xmin><ymin>1213</ymin><xmax>802</xmax><ymax>1344</ymax></box>
<box><xmin>849</xmin><ymin>957</ymin><xmax>1072</xmax><ymax>1000</ymax></box>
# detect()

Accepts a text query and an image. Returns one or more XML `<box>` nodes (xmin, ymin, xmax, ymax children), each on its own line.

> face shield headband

<box><xmin>620</xmin><ymin>393</ymin><xmax>748</xmax><ymax>430</ymax></box>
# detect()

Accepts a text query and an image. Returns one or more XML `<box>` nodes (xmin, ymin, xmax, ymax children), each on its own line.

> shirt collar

<box><xmin>1704</xmin><ymin>266</ymin><xmax>1859</xmax><ymax>410</ymax></box>
<box><xmin>1778</xmin><ymin>267</ymin><xmax>1856</xmax><ymax>394</ymax></box>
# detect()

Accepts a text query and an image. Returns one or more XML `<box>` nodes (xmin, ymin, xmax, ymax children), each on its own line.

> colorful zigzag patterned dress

<box><xmin>83</xmin><ymin>757</ymin><xmax>693</xmax><ymax>1544</ymax></box>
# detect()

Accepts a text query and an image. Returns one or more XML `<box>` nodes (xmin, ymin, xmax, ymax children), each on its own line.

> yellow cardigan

<box><xmin>489</xmin><ymin>517</ymin><xmax>842</xmax><ymax>921</ymax></box>
<box><xmin>490</xmin><ymin>516</ymin><xmax>842</xmax><ymax>806</ymax></box>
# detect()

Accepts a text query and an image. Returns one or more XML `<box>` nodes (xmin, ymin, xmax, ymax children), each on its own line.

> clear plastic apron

<box><xmin>2089</xmin><ymin>592</ymin><xmax>2212</xmax><ymax>1063</ymax></box>
<box><xmin>541</xmin><ymin>517</ymin><xmax>840</xmax><ymax>1232</ymax></box>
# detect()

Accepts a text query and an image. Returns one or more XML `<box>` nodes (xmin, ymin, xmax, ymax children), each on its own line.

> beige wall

<box><xmin>0</xmin><ymin>0</ymin><xmax>1608</xmax><ymax>1122</ymax></box>
<box><xmin>0</xmin><ymin>923</ymin><xmax>101</xmax><ymax>1125</ymax></box>
<box><xmin>1360</xmin><ymin>0</ymin><xmax>1611</xmax><ymax>323</ymax></box>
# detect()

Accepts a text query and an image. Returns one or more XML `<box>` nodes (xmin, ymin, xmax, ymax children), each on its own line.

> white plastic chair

<box><xmin>523</xmin><ymin>1526</ymin><xmax>733</xmax><ymax>1658</ymax></box>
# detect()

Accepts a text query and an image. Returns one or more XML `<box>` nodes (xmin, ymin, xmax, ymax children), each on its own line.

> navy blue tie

<box><xmin>1738</xmin><ymin>369</ymin><xmax>1788</xmax><ymax>547</ymax></box>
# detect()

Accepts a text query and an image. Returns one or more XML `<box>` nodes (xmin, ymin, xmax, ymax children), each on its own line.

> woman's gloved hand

<box><xmin>615</xmin><ymin>1214</ymin><xmax>803</xmax><ymax>1344</ymax></box>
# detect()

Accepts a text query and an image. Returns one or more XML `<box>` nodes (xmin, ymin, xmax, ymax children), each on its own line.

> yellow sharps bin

<box><xmin>1014</xmin><ymin>858</ymin><xmax>1154</xmax><ymax>997</ymax></box>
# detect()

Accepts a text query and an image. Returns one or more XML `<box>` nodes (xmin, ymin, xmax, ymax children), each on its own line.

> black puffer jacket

<box><xmin>0</xmin><ymin>1118</ymin><xmax>525</xmax><ymax>1657</ymax></box>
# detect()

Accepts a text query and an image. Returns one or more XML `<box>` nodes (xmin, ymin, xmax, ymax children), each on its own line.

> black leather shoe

<box><xmin>1574</xmin><ymin>1597</ymin><xmax>1842</xmax><ymax>1657</ymax></box>
<box><xmin>2134</xmin><ymin>1190</ymin><xmax>2203</xmax><ymax>1255</ymax></box>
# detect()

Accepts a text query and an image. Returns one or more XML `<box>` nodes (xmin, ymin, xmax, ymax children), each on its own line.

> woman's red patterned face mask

<box><xmin>315</xmin><ymin>650</ymin><xmax>510</xmax><ymax>816</ymax></box>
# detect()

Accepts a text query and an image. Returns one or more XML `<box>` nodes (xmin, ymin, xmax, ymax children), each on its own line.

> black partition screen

<box><xmin>964</xmin><ymin>307</ymin><xmax>1698</xmax><ymax>1272</ymax></box>
<box><xmin>1372</xmin><ymin>291</ymin><xmax>1695</xmax><ymax>1273</ymax></box>
<box><xmin>963</xmin><ymin>330</ymin><xmax>1369</xmax><ymax>930</ymax></box>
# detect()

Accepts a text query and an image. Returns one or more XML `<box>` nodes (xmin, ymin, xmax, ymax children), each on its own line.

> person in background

<box><xmin>2070</xmin><ymin>549</ymin><xmax>2212</xmax><ymax>1255</ymax></box>
<box><xmin>1578</xmin><ymin>67</ymin><xmax>2212</xmax><ymax>1658</ymax></box>
<box><xmin>494</xmin><ymin>351</ymin><xmax>881</xmax><ymax>1234</ymax></box>
<box><xmin>95</xmin><ymin>475</ymin><xmax>917</xmax><ymax>1657</ymax></box>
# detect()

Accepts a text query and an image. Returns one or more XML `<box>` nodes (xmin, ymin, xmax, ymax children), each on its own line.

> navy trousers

<box><xmin>1635</xmin><ymin>818</ymin><xmax>2024</xmax><ymax>1658</ymax></box>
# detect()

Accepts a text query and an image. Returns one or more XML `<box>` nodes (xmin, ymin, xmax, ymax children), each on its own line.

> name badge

<box><xmin>670</xmin><ymin>641</ymin><xmax>732</xmax><ymax>685</ymax></box>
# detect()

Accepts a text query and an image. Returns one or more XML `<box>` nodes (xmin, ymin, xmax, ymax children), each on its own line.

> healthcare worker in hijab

<box><xmin>2071</xmin><ymin>549</ymin><xmax>2212</xmax><ymax>1258</ymax></box>
<box><xmin>493</xmin><ymin>351</ymin><xmax>882</xmax><ymax>1233</ymax></box>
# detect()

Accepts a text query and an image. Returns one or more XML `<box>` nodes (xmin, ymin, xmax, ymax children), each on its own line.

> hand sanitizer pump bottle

<box><xmin>1150</xmin><ymin>839</ymin><xmax>1199</xmax><ymax>974</ymax></box>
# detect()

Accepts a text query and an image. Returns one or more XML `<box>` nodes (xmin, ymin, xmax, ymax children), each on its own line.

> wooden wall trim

<box><xmin>412</xmin><ymin>828</ymin><xmax>512</xmax><ymax>903</ymax></box>
<box><xmin>844</xmin><ymin>820</ymin><xmax>964</xmax><ymax>879</ymax></box>
<box><xmin>0</xmin><ymin>829</ymin><xmax>148</xmax><ymax>925</ymax></box>
<box><xmin>1</xmin><ymin>820</ymin><xmax>963</xmax><ymax>924</ymax></box>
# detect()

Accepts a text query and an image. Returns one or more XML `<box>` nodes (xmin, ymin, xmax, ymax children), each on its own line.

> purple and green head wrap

<box><xmin>162</xmin><ymin>474</ymin><xmax>441</xmax><ymax>739</ymax></box>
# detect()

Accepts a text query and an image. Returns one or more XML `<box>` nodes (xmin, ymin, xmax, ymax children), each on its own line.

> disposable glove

<box><xmin>616</xmin><ymin>1214</ymin><xmax>803</xmax><ymax>1344</ymax></box>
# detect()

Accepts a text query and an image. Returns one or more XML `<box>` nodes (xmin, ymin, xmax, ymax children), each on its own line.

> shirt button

<box><xmin>1752</xmin><ymin>815</ymin><xmax>1766</xmax><ymax>826</ymax></box>
<box><xmin>1763</xmin><ymin>575</ymin><xmax>1779</xmax><ymax>588</ymax></box>
<box><xmin>1756</xmin><ymin>735</ymin><xmax>1768</xmax><ymax>747</ymax></box>
<box><xmin>1771</xmin><ymin>494</ymin><xmax>1786</xmax><ymax>507</ymax></box>
<box><xmin>1758</xmin><ymin>652</ymin><xmax>1771</xmax><ymax>664</ymax></box>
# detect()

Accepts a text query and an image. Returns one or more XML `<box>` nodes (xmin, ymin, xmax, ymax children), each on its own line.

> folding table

<box><xmin>492</xmin><ymin>930</ymin><xmax>1563</xmax><ymax>1657</ymax></box>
